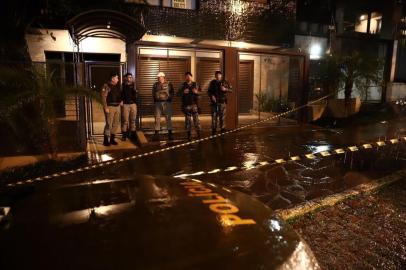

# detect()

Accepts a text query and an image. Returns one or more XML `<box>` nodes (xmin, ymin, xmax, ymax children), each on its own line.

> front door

<box><xmin>85</xmin><ymin>62</ymin><xmax>126</xmax><ymax>136</ymax></box>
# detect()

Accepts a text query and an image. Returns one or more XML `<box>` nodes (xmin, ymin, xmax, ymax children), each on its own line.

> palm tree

<box><xmin>0</xmin><ymin>65</ymin><xmax>102</xmax><ymax>158</ymax></box>
<box><xmin>318</xmin><ymin>52</ymin><xmax>384</xmax><ymax>103</ymax></box>
<box><xmin>318</xmin><ymin>55</ymin><xmax>342</xmax><ymax>98</ymax></box>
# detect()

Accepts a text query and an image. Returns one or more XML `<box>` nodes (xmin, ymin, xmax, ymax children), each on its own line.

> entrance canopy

<box><xmin>67</xmin><ymin>9</ymin><xmax>146</xmax><ymax>44</ymax></box>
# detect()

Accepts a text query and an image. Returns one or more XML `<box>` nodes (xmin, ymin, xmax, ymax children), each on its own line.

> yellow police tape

<box><xmin>5</xmin><ymin>92</ymin><xmax>405</xmax><ymax>187</ymax></box>
<box><xmin>173</xmin><ymin>136</ymin><xmax>406</xmax><ymax>179</ymax></box>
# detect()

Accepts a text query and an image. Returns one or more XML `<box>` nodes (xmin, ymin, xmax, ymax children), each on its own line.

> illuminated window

<box><xmin>125</xmin><ymin>0</ymin><xmax>198</xmax><ymax>10</ymax></box>
<box><xmin>370</xmin><ymin>12</ymin><xmax>382</xmax><ymax>34</ymax></box>
<box><xmin>172</xmin><ymin>0</ymin><xmax>187</xmax><ymax>8</ymax></box>
<box><xmin>355</xmin><ymin>12</ymin><xmax>382</xmax><ymax>34</ymax></box>
<box><xmin>355</xmin><ymin>13</ymin><xmax>369</xmax><ymax>33</ymax></box>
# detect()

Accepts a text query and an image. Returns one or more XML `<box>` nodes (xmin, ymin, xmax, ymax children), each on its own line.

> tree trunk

<box><xmin>344</xmin><ymin>77</ymin><xmax>353</xmax><ymax>103</ymax></box>
<box><xmin>344</xmin><ymin>76</ymin><xmax>353</xmax><ymax>117</ymax></box>
<box><xmin>48</xmin><ymin>119</ymin><xmax>58</xmax><ymax>160</ymax></box>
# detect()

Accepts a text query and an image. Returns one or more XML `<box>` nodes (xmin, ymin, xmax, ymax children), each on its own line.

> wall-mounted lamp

<box><xmin>309</xmin><ymin>43</ymin><xmax>322</xmax><ymax>60</ymax></box>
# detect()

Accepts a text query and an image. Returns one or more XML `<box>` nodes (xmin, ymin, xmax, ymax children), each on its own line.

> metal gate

<box><xmin>85</xmin><ymin>61</ymin><xmax>126</xmax><ymax>137</ymax></box>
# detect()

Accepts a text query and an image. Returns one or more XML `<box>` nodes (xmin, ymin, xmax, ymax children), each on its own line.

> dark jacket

<box><xmin>152</xmin><ymin>81</ymin><xmax>175</xmax><ymax>102</ymax></box>
<box><xmin>178</xmin><ymin>81</ymin><xmax>200</xmax><ymax>107</ymax></box>
<box><xmin>208</xmin><ymin>79</ymin><xmax>232</xmax><ymax>104</ymax></box>
<box><xmin>122</xmin><ymin>82</ymin><xmax>138</xmax><ymax>104</ymax></box>
<box><xmin>101</xmin><ymin>83</ymin><xmax>122</xmax><ymax>109</ymax></box>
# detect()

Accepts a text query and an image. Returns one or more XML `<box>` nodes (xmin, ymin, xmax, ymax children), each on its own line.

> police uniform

<box><xmin>208</xmin><ymin>79</ymin><xmax>231</xmax><ymax>132</ymax></box>
<box><xmin>101</xmin><ymin>83</ymin><xmax>122</xmax><ymax>143</ymax></box>
<box><xmin>178</xmin><ymin>81</ymin><xmax>201</xmax><ymax>138</ymax></box>
<box><xmin>153</xmin><ymin>81</ymin><xmax>174</xmax><ymax>132</ymax></box>
<box><xmin>121</xmin><ymin>82</ymin><xmax>138</xmax><ymax>136</ymax></box>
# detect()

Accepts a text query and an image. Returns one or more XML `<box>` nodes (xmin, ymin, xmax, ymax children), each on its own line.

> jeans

<box><xmin>154</xmin><ymin>101</ymin><xmax>173</xmax><ymax>131</ymax></box>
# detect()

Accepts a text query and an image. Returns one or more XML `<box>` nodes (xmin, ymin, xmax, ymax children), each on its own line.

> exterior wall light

<box><xmin>309</xmin><ymin>43</ymin><xmax>322</xmax><ymax>60</ymax></box>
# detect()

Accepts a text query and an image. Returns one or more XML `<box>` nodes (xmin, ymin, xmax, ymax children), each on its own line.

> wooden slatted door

<box><xmin>137</xmin><ymin>57</ymin><xmax>190</xmax><ymax>118</ymax></box>
<box><xmin>238</xmin><ymin>60</ymin><xmax>254</xmax><ymax>114</ymax></box>
<box><xmin>196</xmin><ymin>58</ymin><xmax>221</xmax><ymax>114</ymax></box>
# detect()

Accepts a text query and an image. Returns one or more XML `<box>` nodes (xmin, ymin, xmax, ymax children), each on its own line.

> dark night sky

<box><xmin>296</xmin><ymin>0</ymin><xmax>334</xmax><ymax>23</ymax></box>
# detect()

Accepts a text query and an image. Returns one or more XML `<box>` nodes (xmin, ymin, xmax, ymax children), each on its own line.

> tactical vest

<box><xmin>106</xmin><ymin>84</ymin><xmax>122</xmax><ymax>105</ymax></box>
<box><xmin>181</xmin><ymin>82</ymin><xmax>199</xmax><ymax>106</ymax></box>
<box><xmin>154</xmin><ymin>82</ymin><xmax>170</xmax><ymax>101</ymax></box>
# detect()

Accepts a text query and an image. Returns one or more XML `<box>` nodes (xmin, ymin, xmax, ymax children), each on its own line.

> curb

<box><xmin>0</xmin><ymin>152</ymin><xmax>84</xmax><ymax>172</ymax></box>
<box><xmin>275</xmin><ymin>169</ymin><xmax>406</xmax><ymax>222</ymax></box>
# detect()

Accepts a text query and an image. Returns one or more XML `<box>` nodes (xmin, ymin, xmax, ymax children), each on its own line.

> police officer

<box><xmin>121</xmin><ymin>72</ymin><xmax>138</xmax><ymax>141</ymax></box>
<box><xmin>101</xmin><ymin>72</ymin><xmax>122</xmax><ymax>146</ymax></box>
<box><xmin>208</xmin><ymin>71</ymin><xmax>232</xmax><ymax>135</ymax></box>
<box><xmin>153</xmin><ymin>72</ymin><xmax>174</xmax><ymax>141</ymax></box>
<box><xmin>178</xmin><ymin>72</ymin><xmax>201</xmax><ymax>141</ymax></box>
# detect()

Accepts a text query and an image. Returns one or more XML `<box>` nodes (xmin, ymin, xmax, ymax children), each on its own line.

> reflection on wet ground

<box><xmin>7</xmin><ymin>117</ymin><xmax>406</xmax><ymax>211</ymax></box>
<box><xmin>199</xmin><ymin>145</ymin><xmax>406</xmax><ymax>210</ymax></box>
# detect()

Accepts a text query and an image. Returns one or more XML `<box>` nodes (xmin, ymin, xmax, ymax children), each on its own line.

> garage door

<box><xmin>196</xmin><ymin>58</ymin><xmax>221</xmax><ymax>114</ymax></box>
<box><xmin>238</xmin><ymin>61</ymin><xmax>254</xmax><ymax>114</ymax></box>
<box><xmin>137</xmin><ymin>57</ymin><xmax>190</xmax><ymax>117</ymax></box>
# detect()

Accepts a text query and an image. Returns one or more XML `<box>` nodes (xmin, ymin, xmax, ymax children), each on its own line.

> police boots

<box><xmin>122</xmin><ymin>131</ymin><xmax>128</xmax><ymax>141</ymax></box>
<box><xmin>130</xmin><ymin>131</ymin><xmax>138</xmax><ymax>143</ymax></box>
<box><xmin>103</xmin><ymin>135</ymin><xmax>110</xmax><ymax>146</ymax></box>
<box><xmin>168</xmin><ymin>130</ymin><xmax>174</xmax><ymax>141</ymax></box>
<box><xmin>110</xmin><ymin>134</ymin><xmax>118</xmax><ymax>145</ymax></box>
<box><xmin>153</xmin><ymin>130</ymin><xmax>160</xmax><ymax>141</ymax></box>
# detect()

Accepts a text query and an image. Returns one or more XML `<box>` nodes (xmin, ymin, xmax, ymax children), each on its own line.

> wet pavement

<box><xmin>3</xmin><ymin>117</ymin><xmax>406</xmax><ymax>211</ymax></box>
<box><xmin>1</xmin><ymin>116</ymin><xmax>405</xmax><ymax>269</ymax></box>
<box><xmin>0</xmin><ymin>175</ymin><xmax>320</xmax><ymax>270</ymax></box>
<box><xmin>291</xmin><ymin>178</ymin><xmax>406</xmax><ymax>269</ymax></box>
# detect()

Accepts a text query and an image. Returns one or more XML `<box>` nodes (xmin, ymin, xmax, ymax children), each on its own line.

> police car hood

<box><xmin>0</xmin><ymin>175</ymin><xmax>319</xmax><ymax>270</ymax></box>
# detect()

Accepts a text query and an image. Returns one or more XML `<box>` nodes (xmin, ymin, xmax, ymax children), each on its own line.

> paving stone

<box><xmin>292</xmin><ymin>179</ymin><xmax>406</xmax><ymax>269</ymax></box>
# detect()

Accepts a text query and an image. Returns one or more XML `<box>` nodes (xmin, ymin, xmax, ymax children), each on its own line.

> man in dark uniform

<box><xmin>208</xmin><ymin>71</ymin><xmax>232</xmax><ymax>135</ymax></box>
<box><xmin>121</xmin><ymin>72</ymin><xmax>138</xmax><ymax>141</ymax></box>
<box><xmin>101</xmin><ymin>72</ymin><xmax>123</xmax><ymax>146</ymax></box>
<box><xmin>153</xmin><ymin>72</ymin><xmax>175</xmax><ymax>141</ymax></box>
<box><xmin>178</xmin><ymin>72</ymin><xmax>201</xmax><ymax>141</ymax></box>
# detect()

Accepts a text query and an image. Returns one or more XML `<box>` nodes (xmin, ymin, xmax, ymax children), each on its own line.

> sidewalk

<box><xmin>92</xmin><ymin>112</ymin><xmax>290</xmax><ymax>134</ymax></box>
<box><xmin>290</xmin><ymin>178</ymin><xmax>406</xmax><ymax>269</ymax></box>
<box><xmin>0</xmin><ymin>115</ymin><xmax>296</xmax><ymax>171</ymax></box>
<box><xmin>86</xmin><ymin>115</ymin><xmax>297</xmax><ymax>162</ymax></box>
